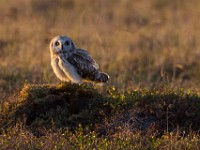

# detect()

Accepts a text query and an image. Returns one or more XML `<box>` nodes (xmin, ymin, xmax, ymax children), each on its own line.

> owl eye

<box><xmin>55</xmin><ymin>41</ymin><xmax>60</xmax><ymax>46</ymax></box>
<box><xmin>65</xmin><ymin>41</ymin><xmax>70</xmax><ymax>46</ymax></box>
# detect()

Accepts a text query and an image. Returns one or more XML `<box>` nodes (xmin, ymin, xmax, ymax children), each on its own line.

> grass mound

<box><xmin>1</xmin><ymin>83</ymin><xmax>200</xmax><ymax>137</ymax></box>
<box><xmin>121</xmin><ymin>89</ymin><xmax>200</xmax><ymax>134</ymax></box>
<box><xmin>1</xmin><ymin>83</ymin><xmax>200</xmax><ymax>149</ymax></box>
<box><xmin>1</xmin><ymin>83</ymin><xmax>111</xmax><ymax>135</ymax></box>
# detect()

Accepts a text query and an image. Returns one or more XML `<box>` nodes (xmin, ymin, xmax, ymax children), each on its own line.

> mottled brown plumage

<box><xmin>50</xmin><ymin>35</ymin><xmax>109</xmax><ymax>84</ymax></box>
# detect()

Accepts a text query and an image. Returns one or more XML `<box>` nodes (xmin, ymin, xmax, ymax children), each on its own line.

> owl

<box><xmin>50</xmin><ymin>35</ymin><xmax>109</xmax><ymax>84</ymax></box>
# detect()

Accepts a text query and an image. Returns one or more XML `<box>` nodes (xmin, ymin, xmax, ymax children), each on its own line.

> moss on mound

<box><xmin>1</xmin><ymin>83</ymin><xmax>111</xmax><ymax>134</ymax></box>
<box><xmin>1</xmin><ymin>83</ymin><xmax>200</xmax><ymax>136</ymax></box>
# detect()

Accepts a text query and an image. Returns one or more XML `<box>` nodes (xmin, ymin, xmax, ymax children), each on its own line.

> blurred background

<box><xmin>1</xmin><ymin>0</ymin><xmax>200</xmax><ymax>99</ymax></box>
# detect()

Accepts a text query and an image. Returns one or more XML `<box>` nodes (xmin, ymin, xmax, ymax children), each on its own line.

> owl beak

<box><xmin>61</xmin><ymin>44</ymin><xmax>63</xmax><ymax>50</ymax></box>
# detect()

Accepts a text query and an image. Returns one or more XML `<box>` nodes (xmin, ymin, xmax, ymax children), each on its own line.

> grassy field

<box><xmin>0</xmin><ymin>0</ymin><xmax>200</xmax><ymax>149</ymax></box>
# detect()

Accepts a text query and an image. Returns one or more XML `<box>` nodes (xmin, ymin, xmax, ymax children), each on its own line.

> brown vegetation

<box><xmin>0</xmin><ymin>0</ymin><xmax>200</xmax><ymax>149</ymax></box>
<box><xmin>1</xmin><ymin>0</ymin><xmax>200</xmax><ymax>99</ymax></box>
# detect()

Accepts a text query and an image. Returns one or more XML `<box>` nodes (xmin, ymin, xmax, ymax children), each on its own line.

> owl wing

<box><xmin>66</xmin><ymin>50</ymin><xmax>100</xmax><ymax>79</ymax></box>
<box><xmin>76</xmin><ymin>49</ymin><xmax>99</xmax><ymax>69</ymax></box>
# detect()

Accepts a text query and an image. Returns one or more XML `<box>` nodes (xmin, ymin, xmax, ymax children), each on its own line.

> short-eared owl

<box><xmin>50</xmin><ymin>35</ymin><xmax>109</xmax><ymax>84</ymax></box>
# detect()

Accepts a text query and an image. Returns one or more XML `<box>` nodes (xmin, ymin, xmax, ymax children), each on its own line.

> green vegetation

<box><xmin>0</xmin><ymin>0</ymin><xmax>200</xmax><ymax>149</ymax></box>
<box><xmin>0</xmin><ymin>83</ymin><xmax>200</xmax><ymax>149</ymax></box>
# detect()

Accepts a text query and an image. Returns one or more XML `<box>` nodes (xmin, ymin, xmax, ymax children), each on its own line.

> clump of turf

<box><xmin>1</xmin><ymin>83</ymin><xmax>200</xmax><ymax>137</ymax></box>
<box><xmin>1</xmin><ymin>83</ymin><xmax>111</xmax><ymax>134</ymax></box>
<box><xmin>120</xmin><ymin>89</ymin><xmax>200</xmax><ymax>135</ymax></box>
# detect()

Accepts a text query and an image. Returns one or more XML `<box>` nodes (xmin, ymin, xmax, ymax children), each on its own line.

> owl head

<box><xmin>50</xmin><ymin>35</ymin><xmax>75</xmax><ymax>56</ymax></box>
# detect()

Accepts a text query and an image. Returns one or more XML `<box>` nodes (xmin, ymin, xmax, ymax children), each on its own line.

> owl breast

<box><xmin>51</xmin><ymin>56</ymin><xmax>82</xmax><ymax>83</ymax></box>
<box><xmin>51</xmin><ymin>57</ymin><xmax>69</xmax><ymax>82</ymax></box>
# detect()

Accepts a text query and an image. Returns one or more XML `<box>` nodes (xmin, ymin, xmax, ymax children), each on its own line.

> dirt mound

<box><xmin>1</xmin><ymin>84</ymin><xmax>200</xmax><ymax>136</ymax></box>
<box><xmin>1</xmin><ymin>83</ymin><xmax>111</xmax><ymax>135</ymax></box>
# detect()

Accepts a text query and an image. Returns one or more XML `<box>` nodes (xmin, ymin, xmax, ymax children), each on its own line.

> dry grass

<box><xmin>1</xmin><ymin>0</ymin><xmax>200</xmax><ymax>149</ymax></box>
<box><xmin>1</xmin><ymin>0</ymin><xmax>200</xmax><ymax>99</ymax></box>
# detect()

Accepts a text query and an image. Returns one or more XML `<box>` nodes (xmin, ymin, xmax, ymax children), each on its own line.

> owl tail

<box><xmin>95</xmin><ymin>72</ymin><xmax>110</xmax><ymax>83</ymax></box>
